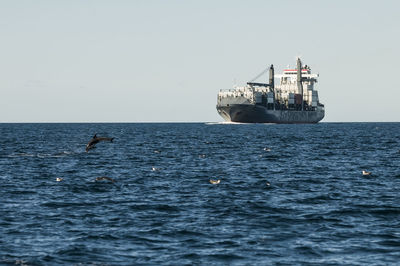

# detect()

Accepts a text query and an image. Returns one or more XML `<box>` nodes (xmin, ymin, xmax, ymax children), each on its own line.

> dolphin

<box><xmin>85</xmin><ymin>134</ymin><xmax>114</xmax><ymax>152</ymax></box>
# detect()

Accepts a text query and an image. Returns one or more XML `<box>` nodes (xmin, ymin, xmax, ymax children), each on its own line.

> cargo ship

<box><xmin>216</xmin><ymin>58</ymin><xmax>325</xmax><ymax>123</ymax></box>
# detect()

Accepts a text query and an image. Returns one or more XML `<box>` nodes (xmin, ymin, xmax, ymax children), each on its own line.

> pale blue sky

<box><xmin>0</xmin><ymin>0</ymin><xmax>399</xmax><ymax>122</ymax></box>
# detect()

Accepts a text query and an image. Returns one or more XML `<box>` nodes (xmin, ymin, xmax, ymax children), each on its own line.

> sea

<box><xmin>0</xmin><ymin>122</ymin><xmax>399</xmax><ymax>265</ymax></box>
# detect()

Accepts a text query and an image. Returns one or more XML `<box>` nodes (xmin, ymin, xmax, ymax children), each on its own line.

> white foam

<box><xmin>204</xmin><ymin>121</ymin><xmax>248</xmax><ymax>125</ymax></box>
<box><xmin>205</xmin><ymin>121</ymin><xmax>275</xmax><ymax>125</ymax></box>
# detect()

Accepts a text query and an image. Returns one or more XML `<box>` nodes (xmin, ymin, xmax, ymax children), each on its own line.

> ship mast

<box><xmin>269</xmin><ymin>64</ymin><xmax>274</xmax><ymax>89</ymax></box>
<box><xmin>269</xmin><ymin>64</ymin><xmax>275</xmax><ymax>110</ymax></box>
<box><xmin>296</xmin><ymin>57</ymin><xmax>304</xmax><ymax>111</ymax></box>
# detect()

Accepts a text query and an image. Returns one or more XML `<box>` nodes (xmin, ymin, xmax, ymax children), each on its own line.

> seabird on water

<box><xmin>209</xmin><ymin>179</ymin><xmax>220</xmax><ymax>184</ymax></box>
<box><xmin>362</xmin><ymin>170</ymin><xmax>372</xmax><ymax>176</ymax></box>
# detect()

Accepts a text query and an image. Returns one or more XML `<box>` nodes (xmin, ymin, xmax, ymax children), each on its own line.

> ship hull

<box><xmin>216</xmin><ymin>104</ymin><xmax>325</xmax><ymax>124</ymax></box>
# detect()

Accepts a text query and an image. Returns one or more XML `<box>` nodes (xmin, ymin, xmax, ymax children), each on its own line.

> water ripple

<box><xmin>0</xmin><ymin>123</ymin><xmax>400</xmax><ymax>264</ymax></box>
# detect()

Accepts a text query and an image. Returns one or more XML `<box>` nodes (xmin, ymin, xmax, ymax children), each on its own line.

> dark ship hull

<box><xmin>217</xmin><ymin>104</ymin><xmax>325</xmax><ymax>124</ymax></box>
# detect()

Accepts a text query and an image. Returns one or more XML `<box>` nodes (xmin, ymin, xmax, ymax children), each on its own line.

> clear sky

<box><xmin>1</xmin><ymin>0</ymin><xmax>399</xmax><ymax>122</ymax></box>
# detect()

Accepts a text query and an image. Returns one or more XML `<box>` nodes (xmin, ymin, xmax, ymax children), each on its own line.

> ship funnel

<box><xmin>296</xmin><ymin>58</ymin><xmax>304</xmax><ymax>110</ymax></box>
<box><xmin>269</xmin><ymin>64</ymin><xmax>274</xmax><ymax>89</ymax></box>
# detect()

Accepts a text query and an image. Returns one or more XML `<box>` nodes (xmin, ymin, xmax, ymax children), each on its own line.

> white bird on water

<box><xmin>209</xmin><ymin>179</ymin><xmax>220</xmax><ymax>184</ymax></box>
<box><xmin>56</xmin><ymin>177</ymin><xmax>63</xmax><ymax>182</ymax></box>
<box><xmin>362</xmin><ymin>170</ymin><xmax>372</xmax><ymax>176</ymax></box>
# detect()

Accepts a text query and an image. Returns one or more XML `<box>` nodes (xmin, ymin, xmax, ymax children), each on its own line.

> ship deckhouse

<box><xmin>275</xmin><ymin>63</ymin><xmax>320</xmax><ymax>109</ymax></box>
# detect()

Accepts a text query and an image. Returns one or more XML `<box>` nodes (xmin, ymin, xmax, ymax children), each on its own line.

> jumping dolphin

<box><xmin>85</xmin><ymin>134</ymin><xmax>114</xmax><ymax>152</ymax></box>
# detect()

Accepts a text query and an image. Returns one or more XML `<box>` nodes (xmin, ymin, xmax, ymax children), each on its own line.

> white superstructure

<box><xmin>275</xmin><ymin>65</ymin><xmax>320</xmax><ymax>108</ymax></box>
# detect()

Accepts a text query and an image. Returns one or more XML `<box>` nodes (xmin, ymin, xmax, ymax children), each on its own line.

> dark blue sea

<box><xmin>1</xmin><ymin>123</ymin><xmax>399</xmax><ymax>265</ymax></box>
